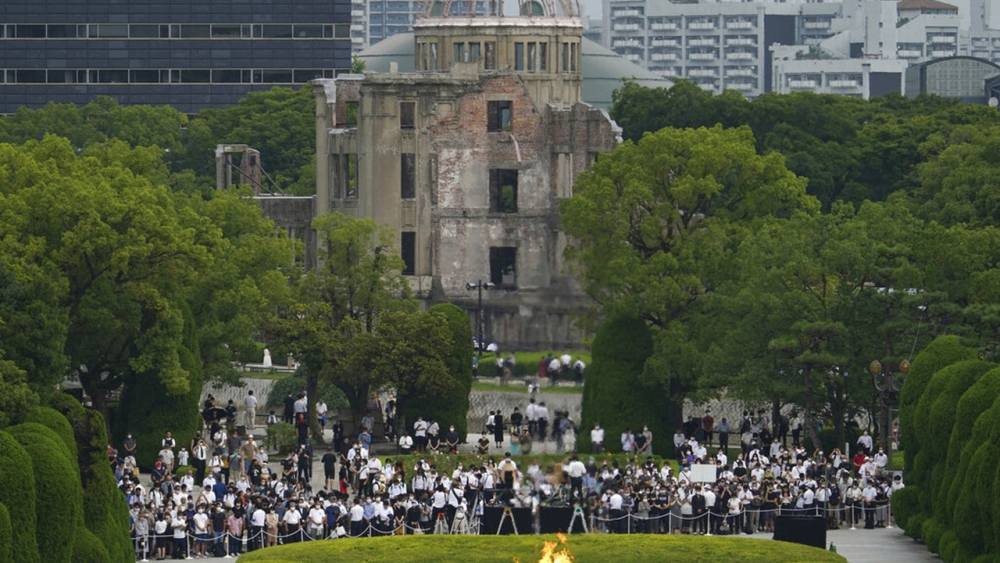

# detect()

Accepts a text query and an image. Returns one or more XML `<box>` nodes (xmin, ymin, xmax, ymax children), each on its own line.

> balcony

<box><xmin>689</xmin><ymin>38</ymin><xmax>716</xmax><ymax>47</ymax></box>
<box><xmin>651</xmin><ymin>39</ymin><xmax>679</xmax><ymax>47</ymax></box>
<box><xmin>650</xmin><ymin>22</ymin><xmax>679</xmax><ymax>31</ymax></box>
<box><xmin>727</xmin><ymin>38</ymin><xmax>756</xmax><ymax>46</ymax></box>
<box><xmin>351</xmin><ymin>9</ymin><xmax>365</xmax><ymax>16</ymax></box>
<box><xmin>897</xmin><ymin>49</ymin><xmax>922</xmax><ymax>58</ymax></box>
<box><xmin>973</xmin><ymin>50</ymin><xmax>990</xmax><ymax>59</ymax></box>
<box><xmin>803</xmin><ymin>20</ymin><xmax>831</xmax><ymax>29</ymax></box>
<box><xmin>788</xmin><ymin>79</ymin><xmax>818</xmax><ymax>88</ymax></box>
<box><xmin>727</xmin><ymin>82</ymin><xmax>755</xmax><ymax>91</ymax></box>
<box><xmin>688</xmin><ymin>69</ymin><xmax>718</xmax><ymax>78</ymax></box>
<box><xmin>613</xmin><ymin>23</ymin><xmax>640</xmax><ymax>32</ymax></box>
<box><xmin>930</xmin><ymin>49</ymin><xmax>956</xmax><ymax>57</ymax></box>
<box><xmin>623</xmin><ymin>53</ymin><xmax>642</xmax><ymax>62</ymax></box>
<box><xmin>689</xmin><ymin>22</ymin><xmax>716</xmax><ymax>31</ymax></box>
<box><xmin>690</xmin><ymin>52</ymin><xmax>717</xmax><ymax>61</ymax></box>
<box><xmin>829</xmin><ymin>79</ymin><xmax>860</xmax><ymax>88</ymax></box>
<box><xmin>350</xmin><ymin>24</ymin><xmax>365</xmax><ymax>32</ymax></box>
<box><xmin>726</xmin><ymin>21</ymin><xmax>754</xmax><ymax>30</ymax></box>
<box><xmin>726</xmin><ymin>52</ymin><xmax>754</xmax><ymax>61</ymax></box>
<box><xmin>613</xmin><ymin>9</ymin><xmax>641</xmax><ymax>17</ymax></box>
<box><xmin>650</xmin><ymin>52</ymin><xmax>678</xmax><ymax>61</ymax></box>
<box><xmin>698</xmin><ymin>83</ymin><xmax>718</xmax><ymax>92</ymax></box>
<box><xmin>928</xmin><ymin>35</ymin><xmax>957</xmax><ymax>44</ymax></box>
<box><xmin>658</xmin><ymin>69</ymin><xmax>680</xmax><ymax>78</ymax></box>
<box><xmin>727</xmin><ymin>68</ymin><xmax>755</xmax><ymax>77</ymax></box>
<box><xmin>613</xmin><ymin>40</ymin><xmax>642</xmax><ymax>48</ymax></box>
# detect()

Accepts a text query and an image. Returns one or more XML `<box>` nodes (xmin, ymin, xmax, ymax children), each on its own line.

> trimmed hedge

<box><xmin>0</xmin><ymin>502</ymin><xmax>11</xmax><ymax>563</ymax></box>
<box><xmin>114</xmin><ymin>345</ymin><xmax>203</xmax><ymax>469</ymax></box>
<box><xmin>24</xmin><ymin>405</ymin><xmax>78</xmax><ymax>461</ymax></box>
<box><xmin>417</xmin><ymin>303</ymin><xmax>474</xmax><ymax>439</ymax></box>
<box><xmin>47</xmin><ymin>393</ymin><xmax>133</xmax><ymax>563</ymax></box>
<box><xmin>890</xmin><ymin>486</ymin><xmax>920</xmax><ymax>531</ymax></box>
<box><xmin>72</xmin><ymin>527</ymin><xmax>112</xmax><ymax>563</ymax></box>
<box><xmin>899</xmin><ymin>335</ymin><xmax>976</xmax><ymax>470</ymax></box>
<box><xmin>580</xmin><ymin>315</ymin><xmax>675</xmax><ymax>457</ymax></box>
<box><xmin>0</xmin><ymin>430</ymin><xmax>39</xmax><ymax>563</ymax></box>
<box><xmin>7</xmin><ymin>423</ymin><xmax>83</xmax><ymax>563</ymax></box>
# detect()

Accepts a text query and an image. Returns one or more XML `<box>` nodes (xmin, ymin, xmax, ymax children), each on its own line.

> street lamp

<box><xmin>466</xmin><ymin>280</ymin><xmax>495</xmax><ymax>358</ymax></box>
<box><xmin>868</xmin><ymin>358</ymin><xmax>910</xmax><ymax>457</ymax></box>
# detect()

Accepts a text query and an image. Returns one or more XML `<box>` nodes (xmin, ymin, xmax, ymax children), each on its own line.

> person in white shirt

<box><xmin>398</xmin><ymin>433</ymin><xmax>414</xmax><ymax>454</ymax></box>
<box><xmin>192</xmin><ymin>507</ymin><xmax>210</xmax><ymax>557</ymax></box>
<box><xmin>590</xmin><ymin>424</ymin><xmax>605</xmax><ymax>453</ymax></box>
<box><xmin>621</xmin><ymin>429</ymin><xmax>635</xmax><ymax>452</ymax></box>
<box><xmin>316</xmin><ymin>400</ymin><xmax>328</xmax><ymax>430</ymax></box>
<box><xmin>250</xmin><ymin>507</ymin><xmax>267</xmax><ymax>551</ymax></box>
<box><xmin>873</xmin><ymin>448</ymin><xmax>888</xmax><ymax>469</ymax></box>
<box><xmin>608</xmin><ymin>490</ymin><xmax>625</xmax><ymax>533</ymax></box>
<box><xmin>244</xmin><ymin>390</ymin><xmax>258</xmax><ymax>429</ymax></box>
<box><xmin>566</xmin><ymin>455</ymin><xmax>587</xmax><ymax>499</ymax></box>
<box><xmin>307</xmin><ymin>503</ymin><xmax>326</xmax><ymax>540</ymax></box>
<box><xmin>857</xmin><ymin>430</ymin><xmax>873</xmax><ymax>455</ymax></box>
<box><xmin>413</xmin><ymin>417</ymin><xmax>429</xmax><ymax>451</ymax></box>
<box><xmin>283</xmin><ymin>502</ymin><xmax>303</xmax><ymax>541</ymax></box>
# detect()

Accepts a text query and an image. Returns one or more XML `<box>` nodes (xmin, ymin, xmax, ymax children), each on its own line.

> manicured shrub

<box><xmin>266</xmin><ymin>422</ymin><xmax>298</xmax><ymax>454</ymax></box>
<box><xmin>580</xmin><ymin>315</ymin><xmax>675</xmax><ymax>456</ymax></box>
<box><xmin>7</xmin><ymin>423</ymin><xmax>83</xmax><ymax>563</ymax></box>
<box><xmin>46</xmin><ymin>394</ymin><xmax>133</xmax><ymax>563</ymax></box>
<box><xmin>899</xmin><ymin>335</ymin><xmax>976</xmax><ymax>469</ymax></box>
<box><xmin>0</xmin><ymin>502</ymin><xmax>11</xmax><ymax>563</ymax></box>
<box><xmin>114</xmin><ymin>346</ymin><xmax>203</xmax><ymax>468</ymax></box>
<box><xmin>906</xmin><ymin>513</ymin><xmax>925</xmax><ymax>540</ymax></box>
<box><xmin>72</xmin><ymin>528</ymin><xmax>111</xmax><ymax>563</ymax></box>
<box><xmin>890</xmin><ymin>486</ymin><xmax>921</xmax><ymax>532</ymax></box>
<box><xmin>943</xmin><ymin>368</ymin><xmax>1000</xmax><ymax>526</ymax></box>
<box><xmin>923</xmin><ymin>360</ymin><xmax>994</xmax><ymax>520</ymax></box>
<box><xmin>923</xmin><ymin>518</ymin><xmax>944</xmax><ymax>553</ymax></box>
<box><xmin>0</xmin><ymin>430</ymin><xmax>39</xmax><ymax>563</ymax></box>
<box><xmin>24</xmin><ymin>405</ymin><xmax>78</xmax><ymax>461</ymax></box>
<box><xmin>938</xmin><ymin>531</ymin><xmax>959</xmax><ymax>563</ymax></box>
<box><xmin>406</xmin><ymin>303</ymin><xmax>473</xmax><ymax>439</ymax></box>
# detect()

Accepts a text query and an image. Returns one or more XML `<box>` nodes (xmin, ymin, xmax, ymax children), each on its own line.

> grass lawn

<box><xmin>380</xmin><ymin>453</ymin><xmax>679</xmax><ymax>475</ymax></box>
<box><xmin>471</xmin><ymin>382</ymin><xmax>584</xmax><ymax>395</ymax></box>
<box><xmin>239</xmin><ymin>533</ymin><xmax>845</xmax><ymax>563</ymax></box>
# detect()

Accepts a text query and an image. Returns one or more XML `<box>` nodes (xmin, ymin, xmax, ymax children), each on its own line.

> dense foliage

<box><xmin>566</xmin><ymin>84</ymin><xmax>1000</xmax><ymax>456</ymax></box>
<box><xmin>895</xmin><ymin>337</ymin><xmax>1000</xmax><ymax>561</ymax></box>
<box><xmin>579</xmin><ymin>315</ymin><xmax>675</xmax><ymax>456</ymax></box>
<box><xmin>0</xmin><ymin>88</ymin><xmax>315</xmax><ymax>195</ymax></box>
<box><xmin>0</xmin><ymin>430</ymin><xmax>39</xmax><ymax>563</ymax></box>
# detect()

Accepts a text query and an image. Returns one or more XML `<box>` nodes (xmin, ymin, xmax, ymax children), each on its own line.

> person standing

<box><xmin>718</xmin><ymin>418</ymin><xmax>730</xmax><ymax>453</ymax></box>
<box><xmin>702</xmin><ymin>412</ymin><xmax>715</xmax><ymax>448</ymax></box>
<box><xmin>244</xmin><ymin>389</ymin><xmax>258</xmax><ymax>430</ymax></box>
<box><xmin>493</xmin><ymin>411</ymin><xmax>505</xmax><ymax>449</ymax></box>
<box><xmin>227</xmin><ymin>510</ymin><xmax>245</xmax><ymax>556</ymax></box>
<box><xmin>790</xmin><ymin>413</ymin><xmax>803</xmax><ymax>448</ymax></box>
<box><xmin>590</xmin><ymin>424</ymin><xmax>605</xmax><ymax>453</ymax></box>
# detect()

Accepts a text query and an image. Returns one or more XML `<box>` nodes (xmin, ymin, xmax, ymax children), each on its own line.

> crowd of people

<box><xmin>112</xmin><ymin>392</ymin><xmax>902</xmax><ymax>560</ymax></box>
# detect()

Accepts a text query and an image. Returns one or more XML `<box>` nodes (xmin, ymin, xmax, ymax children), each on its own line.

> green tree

<box><xmin>561</xmin><ymin>125</ymin><xmax>816</xmax><ymax>426</ymax></box>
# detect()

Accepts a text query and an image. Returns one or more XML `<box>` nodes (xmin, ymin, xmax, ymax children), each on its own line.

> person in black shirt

<box><xmin>510</xmin><ymin>408</ymin><xmax>523</xmax><ymax>434</ymax></box>
<box><xmin>444</xmin><ymin>426</ymin><xmax>460</xmax><ymax>454</ymax></box>
<box><xmin>322</xmin><ymin>451</ymin><xmax>337</xmax><ymax>490</ymax></box>
<box><xmin>493</xmin><ymin>412</ymin><xmax>505</xmax><ymax>448</ymax></box>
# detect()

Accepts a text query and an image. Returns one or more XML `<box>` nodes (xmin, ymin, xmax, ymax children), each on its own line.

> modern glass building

<box><xmin>0</xmin><ymin>0</ymin><xmax>352</xmax><ymax>114</ymax></box>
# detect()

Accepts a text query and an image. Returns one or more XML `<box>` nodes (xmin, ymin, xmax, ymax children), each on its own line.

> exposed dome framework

<box><xmin>423</xmin><ymin>0</ymin><xmax>580</xmax><ymax>18</ymax></box>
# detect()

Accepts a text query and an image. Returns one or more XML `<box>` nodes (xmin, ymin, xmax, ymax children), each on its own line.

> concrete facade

<box><xmin>314</xmin><ymin>13</ymin><xmax>621</xmax><ymax>350</ymax></box>
<box><xmin>0</xmin><ymin>0</ymin><xmax>352</xmax><ymax>114</ymax></box>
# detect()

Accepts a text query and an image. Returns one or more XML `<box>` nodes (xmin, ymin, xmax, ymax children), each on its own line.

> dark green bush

<box><xmin>7</xmin><ymin>423</ymin><xmax>82</xmax><ymax>563</ymax></box>
<box><xmin>899</xmin><ymin>335</ymin><xmax>976</xmax><ymax>469</ymax></box>
<box><xmin>0</xmin><ymin>430</ymin><xmax>39</xmax><ymax>563</ymax></box>
<box><xmin>923</xmin><ymin>518</ymin><xmax>944</xmax><ymax>553</ymax></box>
<box><xmin>71</xmin><ymin>527</ymin><xmax>111</xmax><ymax>563</ymax></box>
<box><xmin>407</xmin><ymin>303</ymin><xmax>473</xmax><ymax>439</ymax></box>
<box><xmin>943</xmin><ymin>368</ymin><xmax>1000</xmax><ymax>523</ymax></box>
<box><xmin>46</xmin><ymin>394</ymin><xmax>133</xmax><ymax>563</ymax></box>
<box><xmin>24</xmin><ymin>405</ymin><xmax>78</xmax><ymax>461</ymax></box>
<box><xmin>266</xmin><ymin>422</ymin><xmax>298</xmax><ymax>454</ymax></box>
<box><xmin>114</xmin><ymin>346</ymin><xmax>203</xmax><ymax>468</ymax></box>
<box><xmin>580</xmin><ymin>315</ymin><xmax>675</xmax><ymax>457</ymax></box>
<box><xmin>0</xmin><ymin>502</ymin><xmax>11</xmax><ymax>563</ymax></box>
<box><xmin>939</xmin><ymin>531</ymin><xmax>959</xmax><ymax>563</ymax></box>
<box><xmin>924</xmin><ymin>360</ymin><xmax>994</xmax><ymax>521</ymax></box>
<box><xmin>804</xmin><ymin>426</ymin><xmax>860</xmax><ymax>455</ymax></box>
<box><xmin>906</xmin><ymin>513</ymin><xmax>925</xmax><ymax>540</ymax></box>
<box><xmin>891</xmin><ymin>486</ymin><xmax>921</xmax><ymax>532</ymax></box>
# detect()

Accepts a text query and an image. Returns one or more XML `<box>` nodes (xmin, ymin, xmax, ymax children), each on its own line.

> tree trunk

<box><xmin>802</xmin><ymin>367</ymin><xmax>823</xmax><ymax>452</ymax></box>
<box><xmin>80</xmin><ymin>372</ymin><xmax>111</xmax><ymax>426</ymax></box>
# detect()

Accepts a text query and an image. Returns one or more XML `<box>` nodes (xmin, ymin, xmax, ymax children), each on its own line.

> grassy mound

<box><xmin>238</xmin><ymin>534</ymin><xmax>844</xmax><ymax>563</ymax></box>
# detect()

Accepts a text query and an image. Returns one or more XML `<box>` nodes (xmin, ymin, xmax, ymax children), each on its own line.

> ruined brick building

<box><xmin>312</xmin><ymin>0</ymin><xmax>654</xmax><ymax>349</ymax></box>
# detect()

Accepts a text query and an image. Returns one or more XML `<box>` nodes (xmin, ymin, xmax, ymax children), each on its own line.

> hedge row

<box><xmin>894</xmin><ymin>335</ymin><xmax>1000</xmax><ymax>561</ymax></box>
<box><xmin>579</xmin><ymin>315</ymin><xmax>677</xmax><ymax>457</ymax></box>
<box><xmin>0</xmin><ymin>430</ymin><xmax>38</xmax><ymax>563</ymax></box>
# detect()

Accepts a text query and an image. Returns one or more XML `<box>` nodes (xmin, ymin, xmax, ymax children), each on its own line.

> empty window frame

<box><xmin>400</xmin><ymin>153</ymin><xmax>416</xmax><ymax>199</ymax></box>
<box><xmin>489</xmin><ymin>247</ymin><xmax>517</xmax><ymax>288</ymax></box>
<box><xmin>342</xmin><ymin>154</ymin><xmax>359</xmax><ymax>198</ymax></box>
<box><xmin>487</xmin><ymin>100</ymin><xmax>513</xmax><ymax>132</ymax></box>
<box><xmin>401</xmin><ymin>232</ymin><xmax>416</xmax><ymax>275</ymax></box>
<box><xmin>454</xmin><ymin>42</ymin><xmax>466</xmax><ymax>63</ymax></box>
<box><xmin>344</xmin><ymin>101</ymin><xmax>359</xmax><ymax>127</ymax></box>
<box><xmin>484</xmin><ymin>42</ymin><xmax>496</xmax><ymax>70</ymax></box>
<box><xmin>514</xmin><ymin>42</ymin><xmax>525</xmax><ymax>71</ymax></box>
<box><xmin>400</xmin><ymin>101</ymin><xmax>415</xmax><ymax>130</ymax></box>
<box><xmin>179</xmin><ymin>24</ymin><xmax>211</xmax><ymax>38</ymax></box>
<box><xmin>489</xmin><ymin>169</ymin><xmax>518</xmax><ymax>213</ymax></box>
<box><xmin>539</xmin><ymin>43</ymin><xmax>548</xmax><ymax>71</ymax></box>
<box><xmin>527</xmin><ymin>43</ymin><xmax>536</xmax><ymax>72</ymax></box>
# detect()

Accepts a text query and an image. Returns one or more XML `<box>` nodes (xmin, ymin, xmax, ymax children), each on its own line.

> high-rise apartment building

<box><xmin>0</xmin><ymin>0</ymin><xmax>352</xmax><ymax>114</ymax></box>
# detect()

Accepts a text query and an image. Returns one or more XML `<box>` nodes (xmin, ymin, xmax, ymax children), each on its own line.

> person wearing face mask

<box><xmin>192</xmin><ymin>504</ymin><xmax>210</xmax><ymax>557</ymax></box>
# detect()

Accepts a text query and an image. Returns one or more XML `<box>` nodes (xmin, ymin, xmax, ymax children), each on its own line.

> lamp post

<box><xmin>466</xmin><ymin>280</ymin><xmax>495</xmax><ymax>358</ymax></box>
<box><xmin>868</xmin><ymin>358</ymin><xmax>910</xmax><ymax>457</ymax></box>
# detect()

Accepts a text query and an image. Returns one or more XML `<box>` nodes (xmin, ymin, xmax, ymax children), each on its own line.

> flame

<box><xmin>538</xmin><ymin>533</ymin><xmax>575</xmax><ymax>563</ymax></box>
